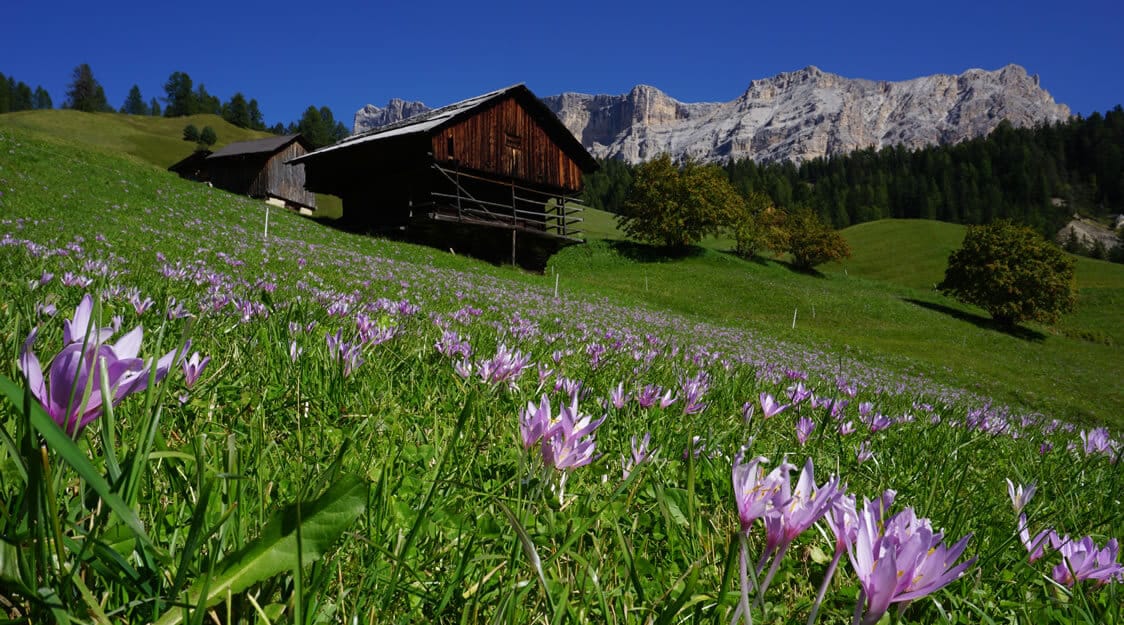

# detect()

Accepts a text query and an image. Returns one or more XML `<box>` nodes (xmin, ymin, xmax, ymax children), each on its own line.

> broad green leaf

<box><xmin>153</xmin><ymin>474</ymin><xmax>368</xmax><ymax>625</ymax></box>
<box><xmin>0</xmin><ymin>537</ymin><xmax>22</xmax><ymax>584</ymax></box>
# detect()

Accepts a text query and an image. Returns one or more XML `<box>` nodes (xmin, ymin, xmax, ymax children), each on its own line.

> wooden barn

<box><xmin>206</xmin><ymin>134</ymin><xmax>316</xmax><ymax>212</ymax></box>
<box><xmin>289</xmin><ymin>85</ymin><xmax>598</xmax><ymax>253</ymax></box>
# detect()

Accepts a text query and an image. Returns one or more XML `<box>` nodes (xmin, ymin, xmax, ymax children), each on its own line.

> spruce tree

<box><xmin>163</xmin><ymin>71</ymin><xmax>195</xmax><ymax>117</ymax></box>
<box><xmin>222</xmin><ymin>92</ymin><xmax>251</xmax><ymax>128</ymax></box>
<box><xmin>149</xmin><ymin>97</ymin><xmax>161</xmax><ymax>116</ymax></box>
<box><xmin>121</xmin><ymin>85</ymin><xmax>149</xmax><ymax>115</ymax></box>
<box><xmin>0</xmin><ymin>72</ymin><xmax>9</xmax><ymax>113</ymax></box>
<box><xmin>65</xmin><ymin>64</ymin><xmax>109</xmax><ymax>112</ymax></box>
<box><xmin>247</xmin><ymin>99</ymin><xmax>265</xmax><ymax>130</ymax></box>
<box><xmin>33</xmin><ymin>86</ymin><xmax>52</xmax><ymax>109</ymax></box>
<box><xmin>12</xmin><ymin>81</ymin><xmax>33</xmax><ymax>111</ymax></box>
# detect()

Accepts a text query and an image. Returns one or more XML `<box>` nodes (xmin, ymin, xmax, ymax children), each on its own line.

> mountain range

<box><xmin>353</xmin><ymin>64</ymin><xmax>1070</xmax><ymax>164</ymax></box>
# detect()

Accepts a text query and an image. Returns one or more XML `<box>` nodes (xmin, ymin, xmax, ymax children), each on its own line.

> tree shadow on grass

<box><xmin>714</xmin><ymin>249</ymin><xmax>828</xmax><ymax>278</ymax></box>
<box><xmin>607</xmin><ymin>240</ymin><xmax>707</xmax><ymax>263</ymax></box>
<box><xmin>901</xmin><ymin>298</ymin><xmax>1047</xmax><ymax>342</ymax></box>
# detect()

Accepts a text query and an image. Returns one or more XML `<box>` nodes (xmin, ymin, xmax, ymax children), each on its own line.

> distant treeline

<box><xmin>583</xmin><ymin>107</ymin><xmax>1124</xmax><ymax>237</ymax></box>
<box><xmin>1</xmin><ymin>64</ymin><xmax>349</xmax><ymax>149</ymax></box>
<box><xmin>0</xmin><ymin>71</ymin><xmax>53</xmax><ymax>112</ymax></box>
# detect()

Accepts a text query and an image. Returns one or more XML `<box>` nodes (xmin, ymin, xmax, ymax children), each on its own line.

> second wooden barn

<box><xmin>207</xmin><ymin>134</ymin><xmax>317</xmax><ymax>213</ymax></box>
<box><xmin>290</xmin><ymin>84</ymin><xmax>598</xmax><ymax>249</ymax></box>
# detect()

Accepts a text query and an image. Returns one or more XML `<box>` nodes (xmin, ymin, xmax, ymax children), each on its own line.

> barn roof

<box><xmin>208</xmin><ymin>134</ymin><xmax>306</xmax><ymax>159</ymax></box>
<box><xmin>290</xmin><ymin>84</ymin><xmax>597</xmax><ymax>172</ymax></box>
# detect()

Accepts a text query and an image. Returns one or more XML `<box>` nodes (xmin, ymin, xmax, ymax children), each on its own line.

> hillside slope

<box><xmin>0</xmin><ymin>109</ymin><xmax>272</xmax><ymax>168</ymax></box>
<box><xmin>0</xmin><ymin>125</ymin><xmax>1119</xmax><ymax>424</ymax></box>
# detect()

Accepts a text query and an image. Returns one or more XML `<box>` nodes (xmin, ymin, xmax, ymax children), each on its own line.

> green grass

<box><xmin>550</xmin><ymin>229</ymin><xmax>1124</xmax><ymax>427</ymax></box>
<box><xmin>0</xmin><ymin>109</ymin><xmax>272</xmax><ymax>168</ymax></box>
<box><xmin>829</xmin><ymin>218</ymin><xmax>967</xmax><ymax>289</ymax></box>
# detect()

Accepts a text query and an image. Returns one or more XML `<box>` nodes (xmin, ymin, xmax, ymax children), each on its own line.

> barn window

<box><xmin>446</xmin><ymin>136</ymin><xmax>455</xmax><ymax>158</ymax></box>
<box><xmin>505</xmin><ymin>132</ymin><xmax>522</xmax><ymax>148</ymax></box>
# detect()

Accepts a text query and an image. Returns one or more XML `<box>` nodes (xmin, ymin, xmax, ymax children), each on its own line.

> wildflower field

<box><xmin>0</xmin><ymin>127</ymin><xmax>1121</xmax><ymax>624</ymax></box>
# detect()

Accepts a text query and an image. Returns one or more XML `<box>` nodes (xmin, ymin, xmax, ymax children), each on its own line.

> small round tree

<box><xmin>619</xmin><ymin>154</ymin><xmax>744</xmax><ymax>249</ymax></box>
<box><xmin>182</xmin><ymin>124</ymin><xmax>200</xmax><ymax>142</ymax></box>
<box><xmin>938</xmin><ymin>220</ymin><xmax>1077</xmax><ymax>327</ymax></box>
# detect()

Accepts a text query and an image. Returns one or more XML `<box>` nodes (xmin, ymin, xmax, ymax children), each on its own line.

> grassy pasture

<box><xmin>0</xmin><ymin>124</ymin><xmax>1120</xmax><ymax>623</ymax></box>
<box><xmin>551</xmin><ymin>225</ymin><xmax>1124</xmax><ymax>427</ymax></box>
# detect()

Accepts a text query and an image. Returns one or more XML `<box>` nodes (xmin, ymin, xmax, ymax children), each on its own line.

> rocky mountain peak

<box><xmin>352</xmin><ymin>65</ymin><xmax>1071</xmax><ymax>165</ymax></box>
<box><xmin>353</xmin><ymin>98</ymin><xmax>430</xmax><ymax>135</ymax></box>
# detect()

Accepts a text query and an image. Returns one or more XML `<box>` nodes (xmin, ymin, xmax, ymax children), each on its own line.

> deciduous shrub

<box><xmin>938</xmin><ymin>220</ymin><xmax>1077</xmax><ymax>327</ymax></box>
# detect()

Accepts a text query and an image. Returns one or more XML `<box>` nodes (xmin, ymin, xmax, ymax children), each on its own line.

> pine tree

<box><xmin>163</xmin><ymin>71</ymin><xmax>195</xmax><ymax>117</ymax></box>
<box><xmin>195</xmin><ymin>84</ymin><xmax>221</xmax><ymax>115</ymax></box>
<box><xmin>222</xmin><ymin>92</ymin><xmax>251</xmax><ymax>128</ymax></box>
<box><xmin>12</xmin><ymin>81</ymin><xmax>33</xmax><ymax>111</ymax></box>
<box><xmin>0</xmin><ymin>72</ymin><xmax>9</xmax><ymax>113</ymax></box>
<box><xmin>247</xmin><ymin>99</ymin><xmax>265</xmax><ymax>130</ymax></box>
<box><xmin>149</xmin><ymin>97</ymin><xmax>161</xmax><ymax>116</ymax></box>
<box><xmin>64</xmin><ymin>64</ymin><xmax>109</xmax><ymax>112</ymax></box>
<box><xmin>120</xmin><ymin>85</ymin><xmax>149</xmax><ymax>115</ymax></box>
<box><xmin>33</xmin><ymin>86</ymin><xmax>52</xmax><ymax>109</ymax></box>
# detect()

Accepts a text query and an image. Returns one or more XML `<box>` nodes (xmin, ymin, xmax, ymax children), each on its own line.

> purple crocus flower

<box><xmin>477</xmin><ymin>344</ymin><xmax>530</xmax><ymax>388</ymax></box>
<box><xmin>1017</xmin><ymin>514</ymin><xmax>1050</xmax><ymax>562</ymax></box>
<box><xmin>759</xmin><ymin>392</ymin><xmax>789</xmax><ymax>419</ymax></box>
<box><xmin>181</xmin><ymin>348</ymin><xmax>210</xmax><ymax>389</ymax></box>
<box><xmin>519</xmin><ymin>395</ymin><xmax>552</xmax><ymax>450</ymax></box>
<box><xmin>18</xmin><ymin>294</ymin><xmax>177</xmax><ymax>437</ymax></box>
<box><xmin>866</xmin><ymin>413</ymin><xmax>892</xmax><ymax>433</ymax></box>
<box><xmin>609</xmin><ymin>382</ymin><xmax>629</xmax><ymax>409</ymax></box>
<box><xmin>680</xmin><ymin>371</ymin><xmax>709</xmax><ymax>415</ymax></box>
<box><xmin>846</xmin><ymin>497</ymin><xmax>976</xmax><ymax>625</ymax></box>
<box><xmin>795</xmin><ymin>416</ymin><xmax>815</xmax><ymax>446</ymax></box>
<box><xmin>1005</xmin><ymin>478</ymin><xmax>1036</xmax><ymax>515</ymax></box>
<box><xmin>621</xmin><ymin>432</ymin><xmax>655</xmax><ymax>479</ymax></box>
<box><xmin>1080</xmin><ymin>428</ymin><xmax>1112</xmax><ymax>456</ymax></box>
<box><xmin>540</xmin><ymin>396</ymin><xmax>605</xmax><ymax>471</ymax></box>
<box><xmin>635</xmin><ymin>384</ymin><xmax>661</xmax><ymax>408</ymax></box>
<box><xmin>856</xmin><ymin>440</ymin><xmax>873</xmax><ymax>464</ymax></box>
<box><xmin>1052</xmin><ymin>536</ymin><xmax>1124</xmax><ymax>587</ymax></box>
<box><xmin>786</xmin><ymin>381</ymin><xmax>813</xmax><ymax>404</ymax></box>
<box><xmin>741</xmin><ymin>401</ymin><xmax>754</xmax><ymax>423</ymax></box>
<box><xmin>731</xmin><ymin>453</ymin><xmax>791</xmax><ymax>533</ymax></box>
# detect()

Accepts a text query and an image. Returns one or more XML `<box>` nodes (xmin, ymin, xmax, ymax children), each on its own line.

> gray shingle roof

<box><xmin>207</xmin><ymin>134</ymin><xmax>303</xmax><ymax>159</ymax></box>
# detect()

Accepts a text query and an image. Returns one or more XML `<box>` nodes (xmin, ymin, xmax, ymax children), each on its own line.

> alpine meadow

<box><xmin>1</xmin><ymin>96</ymin><xmax>1122</xmax><ymax>625</ymax></box>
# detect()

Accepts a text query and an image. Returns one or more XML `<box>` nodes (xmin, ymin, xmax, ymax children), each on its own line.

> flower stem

<box><xmin>731</xmin><ymin>533</ymin><xmax>753</xmax><ymax>625</ymax></box>
<box><xmin>807</xmin><ymin>548</ymin><xmax>843</xmax><ymax>625</ymax></box>
<box><xmin>851</xmin><ymin>588</ymin><xmax>866</xmax><ymax>625</ymax></box>
<box><xmin>754</xmin><ymin>541</ymin><xmax>789</xmax><ymax>609</ymax></box>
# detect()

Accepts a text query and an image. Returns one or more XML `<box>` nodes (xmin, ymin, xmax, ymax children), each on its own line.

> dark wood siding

<box><xmin>208</xmin><ymin>140</ymin><xmax>315</xmax><ymax>208</ymax></box>
<box><xmin>258</xmin><ymin>142</ymin><xmax>315</xmax><ymax>207</ymax></box>
<box><xmin>430</xmin><ymin>96</ymin><xmax>584</xmax><ymax>192</ymax></box>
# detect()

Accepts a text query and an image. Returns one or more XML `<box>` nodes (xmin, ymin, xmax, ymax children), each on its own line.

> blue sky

<box><xmin>4</xmin><ymin>0</ymin><xmax>1122</xmax><ymax>129</ymax></box>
